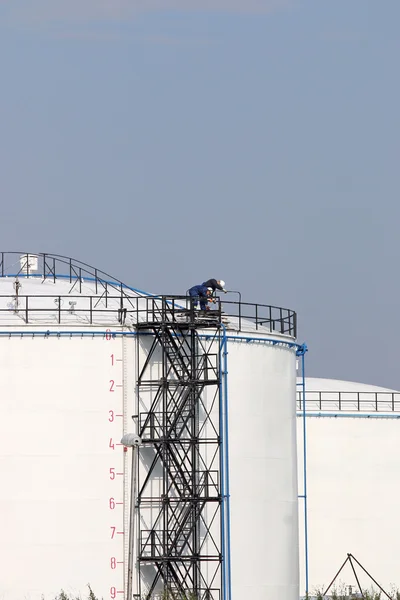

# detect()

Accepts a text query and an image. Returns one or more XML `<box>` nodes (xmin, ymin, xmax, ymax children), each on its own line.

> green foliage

<box><xmin>150</xmin><ymin>592</ymin><xmax>198</xmax><ymax>600</ymax></box>
<box><xmin>53</xmin><ymin>588</ymin><xmax>97</xmax><ymax>600</ymax></box>
<box><xmin>305</xmin><ymin>584</ymin><xmax>400</xmax><ymax>599</ymax></box>
<box><xmin>362</xmin><ymin>590</ymin><xmax>382</xmax><ymax>600</ymax></box>
<box><xmin>87</xmin><ymin>585</ymin><xmax>98</xmax><ymax>600</ymax></box>
<box><xmin>54</xmin><ymin>593</ymin><xmax>70</xmax><ymax>600</ymax></box>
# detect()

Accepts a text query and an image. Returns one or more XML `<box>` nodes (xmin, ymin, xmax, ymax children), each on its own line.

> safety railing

<box><xmin>133</xmin><ymin>295</ymin><xmax>222</xmax><ymax>327</ymax></box>
<box><xmin>0</xmin><ymin>252</ymin><xmax>297</xmax><ymax>335</ymax></box>
<box><xmin>0</xmin><ymin>294</ymin><xmax>131</xmax><ymax>325</ymax></box>
<box><xmin>219</xmin><ymin>298</ymin><xmax>296</xmax><ymax>336</ymax></box>
<box><xmin>297</xmin><ymin>390</ymin><xmax>400</xmax><ymax>413</ymax></box>
<box><xmin>133</xmin><ymin>295</ymin><xmax>296</xmax><ymax>335</ymax></box>
<box><xmin>0</xmin><ymin>291</ymin><xmax>297</xmax><ymax>335</ymax></box>
<box><xmin>0</xmin><ymin>251</ymin><xmax>133</xmax><ymax>299</ymax></box>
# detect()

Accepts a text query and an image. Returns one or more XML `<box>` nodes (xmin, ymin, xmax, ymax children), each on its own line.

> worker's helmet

<box><xmin>207</xmin><ymin>287</ymin><xmax>213</xmax><ymax>293</ymax></box>
<box><xmin>219</xmin><ymin>280</ymin><xmax>226</xmax><ymax>288</ymax></box>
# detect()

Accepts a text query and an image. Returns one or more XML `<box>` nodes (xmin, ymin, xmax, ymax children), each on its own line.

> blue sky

<box><xmin>0</xmin><ymin>1</ymin><xmax>399</xmax><ymax>387</ymax></box>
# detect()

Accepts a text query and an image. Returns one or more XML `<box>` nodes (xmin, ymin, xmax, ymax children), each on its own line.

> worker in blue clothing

<box><xmin>202</xmin><ymin>279</ymin><xmax>227</xmax><ymax>293</ymax></box>
<box><xmin>188</xmin><ymin>284</ymin><xmax>213</xmax><ymax>311</ymax></box>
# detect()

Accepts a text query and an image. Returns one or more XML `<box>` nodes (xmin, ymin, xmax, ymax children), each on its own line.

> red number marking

<box><xmin>110</xmin><ymin>587</ymin><xmax>116</xmax><ymax>599</ymax></box>
<box><xmin>106</xmin><ymin>329</ymin><xmax>112</xmax><ymax>341</ymax></box>
<box><xmin>108</xmin><ymin>410</ymin><xmax>114</xmax><ymax>422</ymax></box>
<box><xmin>111</xmin><ymin>557</ymin><xmax>116</xmax><ymax>569</ymax></box>
<box><xmin>110</xmin><ymin>467</ymin><xmax>115</xmax><ymax>480</ymax></box>
<box><xmin>109</xmin><ymin>380</ymin><xmax>115</xmax><ymax>392</ymax></box>
<box><xmin>111</xmin><ymin>354</ymin><xmax>114</xmax><ymax>366</ymax></box>
<box><xmin>110</xmin><ymin>526</ymin><xmax>116</xmax><ymax>539</ymax></box>
<box><xmin>110</xmin><ymin>498</ymin><xmax>115</xmax><ymax>509</ymax></box>
<box><xmin>109</xmin><ymin>438</ymin><xmax>115</xmax><ymax>450</ymax></box>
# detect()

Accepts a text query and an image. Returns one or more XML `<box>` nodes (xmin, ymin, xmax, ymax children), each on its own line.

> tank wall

<box><xmin>0</xmin><ymin>330</ymin><xmax>299</xmax><ymax>600</ymax></box>
<box><xmin>227</xmin><ymin>340</ymin><xmax>299</xmax><ymax>600</ymax></box>
<box><xmin>298</xmin><ymin>417</ymin><xmax>400</xmax><ymax>592</ymax></box>
<box><xmin>0</xmin><ymin>335</ymin><xmax>131</xmax><ymax>600</ymax></box>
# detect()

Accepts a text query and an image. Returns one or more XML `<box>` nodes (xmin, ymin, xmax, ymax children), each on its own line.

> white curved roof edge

<box><xmin>298</xmin><ymin>376</ymin><xmax>400</xmax><ymax>394</ymax></box>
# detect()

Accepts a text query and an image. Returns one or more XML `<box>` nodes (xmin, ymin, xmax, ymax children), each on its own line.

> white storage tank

<box><xmin>227</xmin><ymin>333</ymin><xmax>299</xmax><ymax>599</ymax></box>
<box><xmin>297</xmin><ymin>377</ymin><xmax>400</xmax><ymax>594</ymax></box>
<box><xmin>0</xmin><ymin>253</ymin><xmax>300</xmax><ymax>600</ymax></box>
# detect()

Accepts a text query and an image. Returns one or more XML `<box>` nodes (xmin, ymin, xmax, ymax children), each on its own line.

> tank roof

<box><xmin>301</xmin><ymin>376</ymin><xmax>399</xmax><ymax>394</ymax></box>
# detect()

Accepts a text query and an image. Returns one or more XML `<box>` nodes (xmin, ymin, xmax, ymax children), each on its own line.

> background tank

<box><xmin>0</xmin><ymin>252</ymin><xmax>300</xmax><ymax>600</ymax></box>
<box><xmin>297</xmin><ymin>377</ymin><xmax>400</xmax><ymax>594</ymax></box>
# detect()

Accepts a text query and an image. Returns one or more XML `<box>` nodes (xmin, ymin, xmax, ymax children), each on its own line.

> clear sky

<box><xmin>0</xmin><ymin>1</ymin><xmax>399</xmax><ymax>388</ymax></box>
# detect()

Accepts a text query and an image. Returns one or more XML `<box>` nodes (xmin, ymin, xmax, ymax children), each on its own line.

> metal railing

<box><xmin>297</xmin><ymin>390</ymin><xmax>400</xmax><ymax>413</ymax></box>
<box><xmin>0</xmin><ymin>253</ymin><xmax>297</xmax><ymax>335</ymax></box>
<box><xmin>133</xmin><ymin>295</ymin><xmax>296</xmax><ymax>335</ymax></box>
<box><xmin>0</xmin><ymin>291</ymin><xmax>297</xmax><ymax>335</ymax></box>
<box><xmin>0</xmin><ymin>251</ymin><xmax>133</xmax><ymax>299</ymax></box>
<box><xmin>0</xmin><ymin>294</ymin><xmax>132</xmax><ymax>325</ymax></box>
<box><xmin>220</xmin><ymin>298</ymin><xmax>296</xmax><ymax>336</ymax></box>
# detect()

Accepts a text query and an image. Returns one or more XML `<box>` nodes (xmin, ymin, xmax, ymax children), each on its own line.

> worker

<box><xmin>202</xmin><ymin>279</ymin><xmax>227</xmax><ymax>293</ymax></box>
<box><xmin>188</xmin><ymin>284</ymin><xmax>213</xmax><ymax>311</ymax></box>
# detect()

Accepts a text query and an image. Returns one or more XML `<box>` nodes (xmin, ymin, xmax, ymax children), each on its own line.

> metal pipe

<box><xmin>302</xmin><ymin>351</ymin><xmax>309</xmax><ymax>595</ymax></box>
<box><xmin>220</xmin><ymin>323</ymin><xmax>232</xmax><ymax>600</ymax></box>
<box><xmin>127</xmin><ymin>445</ymin><xmax>138</xmax><ymax>600</ymax></box>
<box><xmin>121</xmin><ymin>434</ymin><xmax>142</xmax><ymax>600</ymax></box>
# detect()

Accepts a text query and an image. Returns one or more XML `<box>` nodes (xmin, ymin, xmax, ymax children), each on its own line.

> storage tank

<box><xmin>297</xmin><ymin>377</ymin><xmax>400</xmax><ymax>594</ymax></box>
<box><xmin>0</xmin><ymin>252</ymin><xmax>300</xmax><ymax>600</ymax></box>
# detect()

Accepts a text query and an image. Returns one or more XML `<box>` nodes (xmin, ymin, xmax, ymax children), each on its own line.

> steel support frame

<box><xmin>135</xmin><ymin>298</ymin><xmax>222</xmax><ymax>600</ymax></box>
